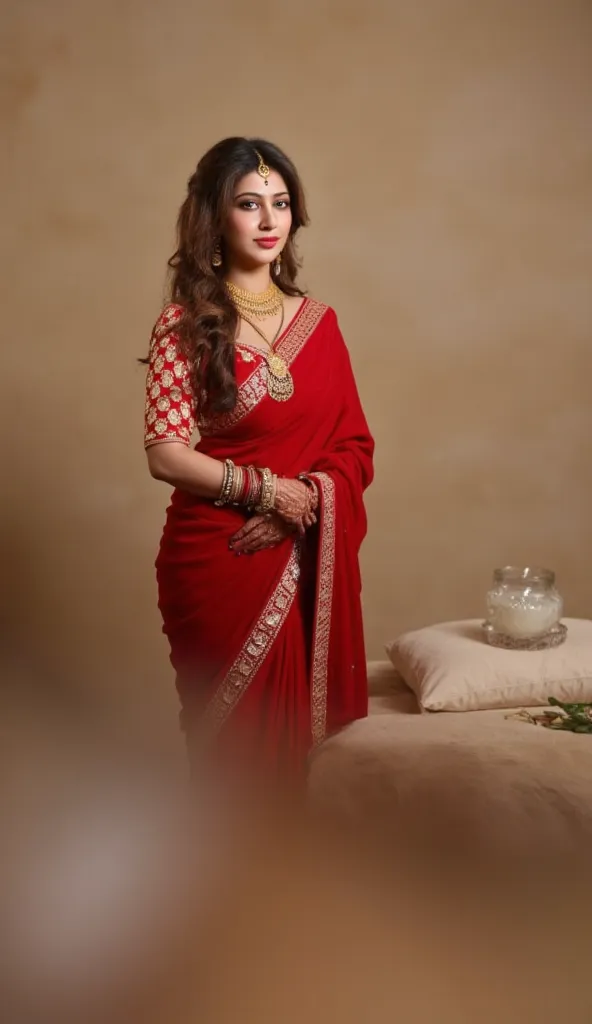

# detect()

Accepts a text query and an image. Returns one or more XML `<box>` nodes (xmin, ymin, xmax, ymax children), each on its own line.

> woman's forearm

<box><xmin>145</xmin><ymin>443</ymin><xmax>225</xmax><ymax>499</ymax></box>
<box><xmin>146</xmin><ymin>446</ymin><xmax>317</xmax><ymax>524</ymax></box>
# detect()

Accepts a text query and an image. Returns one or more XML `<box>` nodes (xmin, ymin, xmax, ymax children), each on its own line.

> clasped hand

<box><xmin>230</xmin><ymin>478</ymin><xmax>317</xmax><ymax>555</ymax></box>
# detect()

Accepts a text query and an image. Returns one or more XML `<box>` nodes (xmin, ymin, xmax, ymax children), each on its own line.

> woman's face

<box><xmin>223</xmin><ymin>168</ymin><xmax>292</xmax><ymax>271</ymax></box>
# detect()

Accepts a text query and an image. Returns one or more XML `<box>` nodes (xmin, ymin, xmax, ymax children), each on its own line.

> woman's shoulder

<box><xmin>299</xmin><ymin>295</ymin><xmax>337</xmax><ymax>326</ymax></box>
<box><xmin>152</xmin><ymin>302</ymin><xmax>184</xmax><ymax>339</ymax></box>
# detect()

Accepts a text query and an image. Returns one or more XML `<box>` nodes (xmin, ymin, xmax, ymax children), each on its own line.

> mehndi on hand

<box><xmin>229</xmin><ymin>513</ymin><xmax>295</xmax><ymax>554</ymax></box>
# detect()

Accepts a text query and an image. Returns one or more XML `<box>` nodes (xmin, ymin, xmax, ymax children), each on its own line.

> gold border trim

<box><xmin>144</xmin><ymin>436</ymin><xmax>191</xmax><ymax>449</ymax></box>
<box><xmin>308</xmin><ymin>472</ymin><xmax>336</xmax><ymax>745</ymax></box>
<box><xmin>202</xmin><ymin>544</ymin><xmax>301</xmax><ymax>730</ymax></box>
<box><xmin>198</xmin><ymin>299</ymin><xmax>329</xmax><ymax>436</ymax></box>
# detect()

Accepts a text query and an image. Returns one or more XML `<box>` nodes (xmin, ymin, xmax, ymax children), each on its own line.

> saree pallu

<box><xmin>155</xmin><ymin>299</ymin><xmax>374</xmax><ymax>770</ymax></box>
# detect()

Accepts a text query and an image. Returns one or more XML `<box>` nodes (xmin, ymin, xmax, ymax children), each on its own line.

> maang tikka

<box><xmin>255</xmin><ymin>149</ymin><xmax>281</xmax><ymax>274</ymax></box>
<box><xmin>254</xmin><ymin>149</ymin><xmax>270</xmax><ymax>186</ymax></box>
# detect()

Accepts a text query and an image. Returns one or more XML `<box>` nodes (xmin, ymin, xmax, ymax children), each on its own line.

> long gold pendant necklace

<box><xmin>226</xmin><ymin>280</ymin><xmax>295</xmax><ymax>402</ymax></box>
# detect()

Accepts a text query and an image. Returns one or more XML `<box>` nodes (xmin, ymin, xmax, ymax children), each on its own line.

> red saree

<box><xmin>144</xmin><ymin>298</ymin><xmax>374</xmax><ymax>771</ymax></box>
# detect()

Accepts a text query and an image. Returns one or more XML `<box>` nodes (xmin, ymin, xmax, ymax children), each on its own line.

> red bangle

<box><xmin>237</xmin><ymin>466</ymin><xmax>250</xmax><ymax>505</ymax></box>
<box><xmin>242</xmin><ymin>465</ymin><xmax>262</xmax><ymax>509</ymax></box>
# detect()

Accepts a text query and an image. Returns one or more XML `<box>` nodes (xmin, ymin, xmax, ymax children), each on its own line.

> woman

<box><xmin>143</xmin><ymin>137</ymin><xmax>374</xmax><ymax>773</ymax></box>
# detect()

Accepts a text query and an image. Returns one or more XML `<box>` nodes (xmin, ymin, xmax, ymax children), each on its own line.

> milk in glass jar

<box><xmin>484</xmin><ymin>566</ymin><xmax>566</xmax><ymax>650</ymax></box>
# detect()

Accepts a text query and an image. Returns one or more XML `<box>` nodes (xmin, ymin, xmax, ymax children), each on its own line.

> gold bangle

<box><xmin>214</xmin><ymin>461</ymin><xmax>228</xmax><ymax>506</ymax></box>
<box><xmin>228</xmin><ymin>465</ymin><xmax>245</xmax><ymax>505</ymax></box>
<box><xmin>255</xmin><ymin>467</ymin><xmax>275</xmax><ymax>514</ymax></box>
<box><xmin>259</xmin><ymin>468</ymin><xmax>272</xmax><ymax>513</ymax></box>
<box><xmin>225</xmin><ymin>460</ymin><xmax>235</xmax><ymax>504</ymax></box>
<box><xmin>214</xmin><ymin>458</ymin><xmax>234</xmax><ymax>506</ymax></box>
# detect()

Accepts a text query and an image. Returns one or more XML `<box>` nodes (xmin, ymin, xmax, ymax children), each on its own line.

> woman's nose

<box><xmin>259</xmin><ymin>202</ymin><xmax>278</xmax><ymax>231</ymax></box>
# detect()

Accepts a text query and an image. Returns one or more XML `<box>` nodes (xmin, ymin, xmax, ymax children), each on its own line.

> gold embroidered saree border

<box><xmin>198</xmin><ymin>299</ymin><xmax>329</xmax><ymax>436</ymax></box>
<box><xmin>308</xmin><ymin>472</ymin><xmax>336</xmax><ymax>746</ymax></box>
<box><xmin>202</xmin><ymin>544</ymin><xmax>302</xmax><ymax>731</ymax></box>
<box><xmin>199</xmin><ymin>474</ymin><xmax>336</xmax><ymax>747</ymax></box>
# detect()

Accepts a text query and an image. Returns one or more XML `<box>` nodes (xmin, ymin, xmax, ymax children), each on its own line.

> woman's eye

<box><xmin>238</xmin><ymin>199</ymin><xmax>290</xmax><ymax>211</ymax></box>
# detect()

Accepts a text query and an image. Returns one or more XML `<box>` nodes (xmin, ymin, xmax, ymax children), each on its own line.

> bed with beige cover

<box><xmin>309</xmin><ymin>657</ymin><xmax>592</xmax><ymax>859</ymax></box>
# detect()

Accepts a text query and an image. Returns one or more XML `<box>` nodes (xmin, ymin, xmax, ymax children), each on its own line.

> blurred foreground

<box><xmin>2</xmin><ymin>653</ymin><xmax>592</xmax><ymax>1024</ymax></box>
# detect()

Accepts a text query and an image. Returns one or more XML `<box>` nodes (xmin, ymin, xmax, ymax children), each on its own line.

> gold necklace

<box><xmin>239</xmin><ymin>306</ymin><xmax>295</xmax><ymax>403</ymax></box>
<box><xmin>226</xmin><ymin>280</ymin><xmax>283</xmax><ymax>319</ymax></box>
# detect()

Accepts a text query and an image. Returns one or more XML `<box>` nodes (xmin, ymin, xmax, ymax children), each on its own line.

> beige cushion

<box><xmin>385</xmin><ymin>618</ymin><xmax>592</xmax><ymax>712</ymax></box>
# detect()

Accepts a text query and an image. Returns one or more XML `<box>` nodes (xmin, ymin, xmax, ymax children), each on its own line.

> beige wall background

<box><xmin>2</xmin><ymin>0</ymin><xmax>591</xmax><ymax>726</ymax></box>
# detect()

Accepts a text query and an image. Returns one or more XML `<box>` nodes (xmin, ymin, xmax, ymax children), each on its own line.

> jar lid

<box><xmin>493</xmin><ymin>566</ymin><xmax>555</xmax><ymax>585</ymax></box>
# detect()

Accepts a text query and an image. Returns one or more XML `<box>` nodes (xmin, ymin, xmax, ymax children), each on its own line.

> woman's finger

<box><xmin>232</xmin><ymin>522</ymin><xmax>271</xmax><ymax>553</ymax></box>
<box><xmin>230</xmin><ymin>515</ymin><xmax>266</xmax><ymax>546</ymax></box>
<box><xmin>242</xmin><ymin>538</ymin><xmax>274</xmax><ymax>554</ymax></box>
<box><xmin>241</xmin><ymin>530</ymin><xmax>280</xmax><ymax>553</ymax></box>
<box><xmin>230</xmin><ymin>524</ymin><xmax>254</xmax><ymax>545</ymax></box>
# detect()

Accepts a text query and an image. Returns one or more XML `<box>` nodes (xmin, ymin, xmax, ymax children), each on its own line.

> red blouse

<box><xmin>144</xmin><ymin>305</ymin><xmax>196</xmax><ymax>448</ymax></box>
<box><xmin>144</xmin><ymin>303</ymin><xmax>265</xmax><ymax>447</ymax></box>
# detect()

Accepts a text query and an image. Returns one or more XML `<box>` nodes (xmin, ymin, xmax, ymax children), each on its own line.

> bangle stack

<box><xmin>214</xmin><ymin>459</ymin><xmax>278</xmax><ymax>512</ymax></box>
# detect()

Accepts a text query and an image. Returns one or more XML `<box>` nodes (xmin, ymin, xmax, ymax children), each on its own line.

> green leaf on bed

<box><xmin>545</xmin><ymin>697</ymin><xmax>592</xmax><ymax>732</ymax></box>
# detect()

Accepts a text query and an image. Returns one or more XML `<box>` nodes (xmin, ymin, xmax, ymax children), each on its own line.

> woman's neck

<box><xmin>225</xmin><ymin>265</ymin><xmax>273</xmax><ymax>294</ymax></box>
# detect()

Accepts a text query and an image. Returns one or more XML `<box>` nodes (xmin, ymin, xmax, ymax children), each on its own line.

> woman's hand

<box><xmin>230</xmin><ymin>513</ymin><xmax>295</xmax><ymax>555</ymax></box>
<box><xmin>274</xmin><ymin>478</ymin><xmax>317</xmax><ymax>533</ymax></box>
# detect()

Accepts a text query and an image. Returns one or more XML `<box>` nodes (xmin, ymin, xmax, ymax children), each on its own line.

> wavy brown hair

<box><xmin>155</xmin><ymin>137</ymin><xmax>309</xmax><ymax>413</ymax></box>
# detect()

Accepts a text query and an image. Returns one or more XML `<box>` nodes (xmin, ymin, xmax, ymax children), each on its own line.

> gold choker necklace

<box><xmin>226</xmin><ymin>280</ymin><xmax>283</xmax><ymax>319</ymax></box>
<box><xmin>226</xmin><ymin>279</ymin><xmax>294</xmax><ymax>402</ymax></box>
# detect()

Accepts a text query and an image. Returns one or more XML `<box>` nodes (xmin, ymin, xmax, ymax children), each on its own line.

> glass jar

<box><xmin>484</xmin><ymin>566</ymin><xmax>566</xmax><ymax>650</ymax></box>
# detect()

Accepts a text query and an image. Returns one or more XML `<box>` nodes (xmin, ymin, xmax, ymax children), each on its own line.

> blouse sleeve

<box><xmin>143</xmin><ymin>305</ymin><xmax>197</xmax><ymax>448</ymax></box>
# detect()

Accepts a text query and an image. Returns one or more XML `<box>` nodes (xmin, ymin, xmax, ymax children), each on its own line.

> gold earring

<box><xmin>212</xmin><ymin>239</ymin><xmax>222</xmax><ymax>268</ymax></box>
<box><xmin>273</xmin><ymin>252</ymin><xmax>282</xmax><ymax>276</ymax></box>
